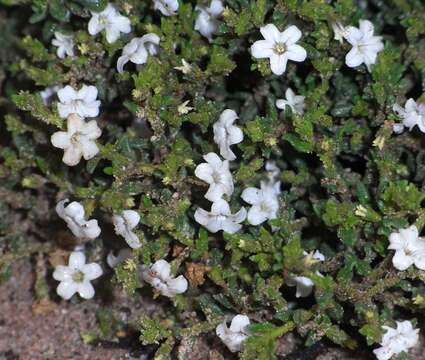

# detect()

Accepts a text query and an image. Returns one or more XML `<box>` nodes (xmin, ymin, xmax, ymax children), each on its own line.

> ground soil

<box><xmin>1</xmin><ymin>259</ymin><xmax>424</xmax><ymax>360</ymax></box>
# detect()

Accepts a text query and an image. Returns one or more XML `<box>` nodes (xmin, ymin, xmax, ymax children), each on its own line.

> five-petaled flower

<box><xmin>213</xmin><ymin>109</ymin><xmax>244</xmax><ymax>161</ymax></box>
<box><xmin>194</xmin><ymin>152</ymin><xmax>234</xmax><ymax>202</ymax></box>
<box><xmin>276</xmin><ymin>88</ymin><xmax>305</xmax><ymax>115</ymax></box>
<box><xmin>194</xmin><ymin>0</ymin><xmax>224</xmax><ymax>42</ymax></box>
<box><xmin>153</xmin><ymin>0</ymin><xmax>179</xmax><ymax>16</ymax></box>
<box><xmin>241</xmin><ymin>181</ymin><xmax>280</xmax><ymax>225</ymax></box>
<box><xmin>194</xmin><ymin>199</ymin><xmax>246</xmax><ymax>234</ymax></box>
<box><xmin>88</xmin><ymin>3</ymin><xmax>131</xmax><ymax>44</ymax></box>
<box><xmin>141</xmin><ymin>259</ymin><xmax>188</xmax><ymax>297</ymax></box>
<box><xmin>113</xmin><ymin>210</ymin><xmax>141</xmax><ymax>249</ymax></box>
<box><xmin>393</xmin><ymin>99</ymin><xmax>425</xmax><ymax>134</ymax></box>
<box><xmin>373</xmin><ymin>320</ymin><xmax>419</xmax><ymax>360</ymax></box>
<box><xmin>388</xmin><ymin>225</ymin><xmax>425</xmax><ymax>271</ymax></box>
<box><xmin>52</xmin><ymin>32</ymin><xmax>74</xmax><ymax>59</ymax></box>
<box><xmin>117</xmin><ymin>34</ymin><xmax>160</xmax><ymax>73</ymax></box>
<box><xmin>51</xmin><ymin>114</ymin><xmax>102</xmax><ymax>166</ymax></box>
<box><xmin>56</xmin><ymin>199</ymin><xmax>101</xmax><ymax>239</ymax></box>
<box><xmin>57</xmin><ymin>84</ymin><xmax>101</xmax><ymax>119</ymax></box>
<box><xmin>216</xmin><ymin>314</ymin><xmax>250</xmax><ymax>353</ymax></box>
<box><xmin>251</xmin><ymin>24</ymin><xmax>307</xmax><ymax>76</ymax></box>
<box><xmin>344</xmin><ymin>20</ymin><xmax>384</xmax><ymax>72</ymax></box>
<box><xmin>53</xmin><ymin>251</ymin><xmax>103</xmax><ymax>300</ymax></box>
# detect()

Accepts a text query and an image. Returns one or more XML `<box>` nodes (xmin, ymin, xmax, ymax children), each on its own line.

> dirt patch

<box><xmin>1</xmin><ymin>258</ymin><xmax>424</xmax><ymax>360</ymax></box>
<box><xmin>0</xmin><ymin>258</ymin><xmax>133</xmax><ymax>360</ymax></box>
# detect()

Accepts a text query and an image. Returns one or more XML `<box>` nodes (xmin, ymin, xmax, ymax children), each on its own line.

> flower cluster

<box><xmin>194</xmin><ymin>109</ymin><xmax>246</xmax><ymax>234</ymax></box>
<box><xmin>50</xmin><ymin>84</ymin><xmax>102</xmax><ymax>166</ymax></box>
<box><xmin>11</xmin><ymin>0</ymin><xmax>425</xmax><ymax>358</ymax></box>
<box><xmin>53</xmin><ymin>200</ymin><xmax>103</xmax><ymax>300</ymax></box>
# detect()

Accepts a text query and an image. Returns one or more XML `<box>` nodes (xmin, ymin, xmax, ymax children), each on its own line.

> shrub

<box><xmin>0</xmin><ymin>0</ymin><xmax>424</xmax><ymax>358</ymax></box>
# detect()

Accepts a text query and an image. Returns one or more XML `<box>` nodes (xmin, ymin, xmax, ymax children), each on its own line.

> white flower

<box><xmin>51</xmin><ymin>32</ymin><xmax>74</xmax><ymax>59</ymax></box>
<box><xmin>56</xmin><ymin>199</ymin><xmax>101</xmax><ymax>239</ymax></box>
<box><xmin>53</xmin><ymin>251</ymin><xmax>103</xmax><ymax>300</ymax></box>
<box><xmin>153</xmin><ymin>0</ymin><xmax>179</xmax><ymax>16</ymax></box>
<box><xmin>241</xmin><ymin>181</ymin><xmax>279</xmax><ymax>226</ymax></box>
<box><xmin>107</xmin><ymin>249</ymin><xmax>132</xmax><ymax>268</ymax></box>
<box><xmin>88</xmin><ymin>3</ymin><xmax>131</xmax><ymax>44</ymax></box>
<box><xmin>194</xmin><ymin>199</ymin><xmax>246</xmax><ymax>234</ymax></box>
<box><xmin>178</xmin><ymin>100</ymin><xmax>194</xmax><ymax>115</ymax></box>
<box><xmin>310</xmin><ymin>250</ymin><xmax>325</xmax><ymax>262</ymax></box>
<box><xmin>174</xmin><ymin>59</ymin><xmax>192</xmax><ymax>74</ymax></box>
<box><xmin>57</xmin><ymin>84</ymin><xmax>101</xmax><ymax>119</ymax></box>
<box><xmin>194</xmin><ymin>152</ymin><xmax>234</xmax><ymax>202</ymax></box>
<box><xmin>286</xmin><ymin>275</ymin><xmax>315</xmax><ymax>298</ymax></box>
<box><xmin>141</xmin><ymin>259</ymin><xmax>188</xmax><ymax>297</ymax></box>
<box><xmin>194</xmin><ymin>0</ymin><xmax>224</xmax><ymax>42</ymax></box>
<box><xmin>216</xmin><ymin>315</ymin><xmax>250</xmax><ymax>353</ymax></box>
<box><xmin>213</xmin><ymin>109</ymin><xmax>244</xmax><ymax>161</ymax></box>
<box><xmin>331</xmin><ymin>22</ymin><xmax>348</xmax><ymax>43</ymax></box>
<box><xmin>51</xmin><ymin>114</ymin><xmax>102</xmax><ymax>166</ymax></box>
<box><xmin>344</xmin><ymin>20</ymin><xmax>384</xmax><ymax>72</ymax></box>
<box><xmin>265</xmin><ymin>161</ymin><xmax>281</xmax><ymax>192</ymax></box>
<box><xmin>113</xmin><ymin>210</ymin><xmax>141</xmax><ymax>249</ymax></box>
<box><xmin>276</xmin><ymin>88</ymin><xmax>305</xmax><ymax>115</ymax></box>
<box><xmin>388</xmin><ymin>225</ymin><xmax>425</xmax><ymax>271</ymax></box>
<box><xmin>393</xmin><ymin>99</ymin><xmax>425</xmax><ymax>133</ymax></box>
<box><xmin>40</xmin><ymin>85</ymin><xmax>60</xmax><ymax>105</ymax></box>
<box><xmin>286</xmin><ymin>250</ymin><xmax>325</xmax><ymax>298</ymax></box>
<box><xmin>251</xmin><ymin>24</ymin><xmax>307</xmax><ymax>76</ymax></box>
<box><xmin>373</xmin><ymin>321</ymin><xmax>419</xmax><ymax>360</ymax></box>
<box><xmin>117</xmin><ymin>34</ymin><xmax>160</xmax><ymax>73</ymax></box>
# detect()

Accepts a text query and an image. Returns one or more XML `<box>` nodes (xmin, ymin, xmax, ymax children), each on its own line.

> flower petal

<box><xmin>194</xmin><ymin>163</ymin><xmax>214</xmax><ymax>184</ymax></box>
<box><xmin>269</xmin><ymin>54</ymin><xmax>288</xmax><ymax>75</ymax></box>
<box><xmin>229</xmin><ymin>315</ymin><xmax>250</xmax><ymax>333</ymax></box>
<box><xmin>260</xmin><ymin>24</ymin><xmax>280</xmax><ymax>43</ymax></box>
<box><xmin>392</xmin><ymin>250</ymin><xmax>414</xmax><ymax>271</ymax></box>
<box><xmin>345</xmin><ymin>47</ymin><xmax>364</xmax><ymax>68</ymax></box>
<box><xmin>286</xmin><ymin>44</ymin><xmax>307</xmax><ymax>62</ymax></box>
<box><xmin>166</xmin><ymin>275</ymin><xmax>188</xmax><ymax>295</ymax></box>
<box><xmin>63</xmin><ymin>145</ymin><xmax>83</xmax><ymax>166</ymax></box>
<box><xmin>57</xmin><ymin>281</ymin><xmax>78</xmax><ymax>300</ymax></box>
<box><xmin>53</xmin><ymin>265</ymin><xmax>73</xmax><ymax>281</ymax></box>
<box><xmin>241</xmin><ymin>187</ymin><xmax>261</xmax><ymax>205</ymax></box>
<box><xmin>57</xmin><ymin>85</ymin><xmax>76</xmax><ymax>103</ymax></box>
<box><xmin>82</xmin><ymin>263</ymin><xmax>103</xmax><ymax>280</ymax></box>
<box><xmin>77</xmin><ymin>282</ymin><xmax>95</xmax><ymax>299</ymax></box>
<box><xmin>280</xmin><ymin>25</ymin><xmax>302</xmax><ymax>45</ymax></box>
<box><xmin>151</xmin><ymin>259</ymin><xmax>171</xmax><ymax>280</ymax></box>
<box><xmin>251</xmin><ymin>40</ymin><xmax>274</xmax><ymax>59</ymax></box>
<box><xmin>51</xmin><ymin>131</ymin><xmax>70</xmax><ymax>149</ymax></box>
<box><xmin>69</xmin><ymin>251</ymin><xmax>86</xmax><ymax>269</ymax></box>
<box><xmin>247</xmin><ymin>205</ymin><xmax>268</xmax><ymax>226</ymax></box>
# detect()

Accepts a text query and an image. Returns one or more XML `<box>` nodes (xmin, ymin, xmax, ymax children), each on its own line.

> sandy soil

<box><xmin>1</xmin><ymin>258</ymin><xmax>424</xmax><ymax>360</ymax></box>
